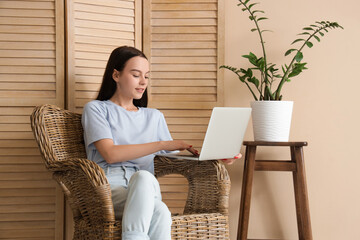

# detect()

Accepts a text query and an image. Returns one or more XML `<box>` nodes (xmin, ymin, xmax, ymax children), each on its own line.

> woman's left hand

<box><xmin>221</xmin><ymin>153</ymin><xmax>242</xmax><ymax>165</ymax></box>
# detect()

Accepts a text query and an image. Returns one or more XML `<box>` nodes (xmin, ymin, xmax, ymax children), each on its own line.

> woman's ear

<box><xmin>112</xmin><ymin>69</ymin><xmax>120</xmax><ymax>82</ymax></box>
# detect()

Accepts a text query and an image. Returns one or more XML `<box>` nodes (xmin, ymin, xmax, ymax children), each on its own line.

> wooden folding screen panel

<box><xmin>143</xmin><ymin>0</ymin><xmax>224</xmax><ymax>214</ymax></box>
<box><xmin>65</xmin><ymin>0</ymin><xmax>141</xmax><ymax>238</ymax></box>
<box><xmin>66</xmin><ymin>0</ymin><xmax>142</xmax><ymax>112</ymax></box>
<box><xmin>0</xmin><ymin>0</ymin><xmax>65</xmax><ymax>239</ymax></box>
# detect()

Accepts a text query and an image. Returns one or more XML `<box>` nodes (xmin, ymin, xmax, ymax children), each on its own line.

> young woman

<box><xmin>81</xmin><ymin>46</ymin><xmax>240</xmax><ymax>240</ymax></box>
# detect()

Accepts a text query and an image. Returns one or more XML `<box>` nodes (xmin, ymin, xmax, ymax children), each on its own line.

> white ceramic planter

<box><xmin>250</xmin><ymin>101</ymin><xmax>293</xmax><ymax>142</ymax></box>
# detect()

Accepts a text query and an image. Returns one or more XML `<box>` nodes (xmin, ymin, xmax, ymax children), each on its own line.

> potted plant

<box><xmin>221</xmin><ymin>0</ymin><xmax>343</xmax><ymax>141</ymax></box>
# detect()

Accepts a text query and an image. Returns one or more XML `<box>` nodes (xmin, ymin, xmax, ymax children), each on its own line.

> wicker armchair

<box><xmin>30</xmin><ymin>104</ymin><xmax>231</xmax><ymax>239</ymax></box>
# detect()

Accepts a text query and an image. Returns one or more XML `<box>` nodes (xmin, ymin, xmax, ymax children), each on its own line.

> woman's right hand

<box><xmin>161</xmin><ymin>140</ymin><xmax>199</xmax><ymax>156</ymax></box>
<box><xmin>161</xmin><ymin>140</ymin><xmax>191</xmax><ymax>151</ymax></box>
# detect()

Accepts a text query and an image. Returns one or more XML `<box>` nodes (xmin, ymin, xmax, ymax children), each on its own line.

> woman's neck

<box><xmin>109</xmin><ymin>96</ymin><xmax>138</xmax><ymax>111</ymax></box>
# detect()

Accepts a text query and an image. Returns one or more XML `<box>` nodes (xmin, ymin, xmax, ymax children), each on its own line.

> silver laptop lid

<box><xmin>199</xmin><ymin>107</ymin><xmax>251</xmax><ymax>160</ymax></box>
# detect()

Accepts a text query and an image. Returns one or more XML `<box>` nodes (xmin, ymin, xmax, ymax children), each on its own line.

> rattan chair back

<box><xmin>31</xmin><ymin>104</ymin><xmax>86</xmax><ymax>168</ymax></box>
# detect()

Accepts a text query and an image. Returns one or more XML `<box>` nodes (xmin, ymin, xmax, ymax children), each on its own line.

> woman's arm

<box><xmin>94</xmin><ymin>138</ymin><xmax>193</xmax><ymax>164</ymax></box>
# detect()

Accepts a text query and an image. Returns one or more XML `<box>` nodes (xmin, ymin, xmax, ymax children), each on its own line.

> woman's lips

<box><xmin>135</xmin><ymin>88</ymin><xmax>145</xmax><ymax>93</ymax></box>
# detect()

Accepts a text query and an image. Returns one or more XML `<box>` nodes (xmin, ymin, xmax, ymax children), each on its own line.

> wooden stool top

<box><xmin>243</xmin><ymin>141</ymin><xmax>308</xmax><ymax>147</ymax></box>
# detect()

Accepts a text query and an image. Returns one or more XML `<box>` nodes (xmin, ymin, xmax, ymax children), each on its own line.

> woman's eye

<box><xmin>133</xmin><ymin>75</ymin><xmax>140</xmax><ymax>78</ymax></box>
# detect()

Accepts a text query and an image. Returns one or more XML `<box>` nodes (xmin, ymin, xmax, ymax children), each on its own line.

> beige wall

<box><xmin>223</xmin><ymin>0</ymin><xmax>360</xmax><ymax>239</ymax></box>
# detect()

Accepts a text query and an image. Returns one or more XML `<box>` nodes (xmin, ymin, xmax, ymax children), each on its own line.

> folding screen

<box><xmin>143</xmin><ymin>0</ymin><xmax>224</xmax><ymax>214</ymax></box>
<box><xmin>0</xmin><ymin>0</ymin><xmax>65</xmax><ymax>238</ymax></box>
<box><xmin>0</xmin><ymin>0</ymin><xmax>224</xmax><ymax>238</ymax></box>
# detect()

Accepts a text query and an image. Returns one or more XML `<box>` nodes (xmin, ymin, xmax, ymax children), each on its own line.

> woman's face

<box><xmin>113</xmin><ymin>56</ymin><xmax>150</xmax><ymax>100</ymax></box>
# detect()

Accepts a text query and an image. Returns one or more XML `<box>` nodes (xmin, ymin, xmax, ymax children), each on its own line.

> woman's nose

<box><xmin>139</xmin><ymin>76</ymin><xmax>147</xmax><ymax>85</ymax></box>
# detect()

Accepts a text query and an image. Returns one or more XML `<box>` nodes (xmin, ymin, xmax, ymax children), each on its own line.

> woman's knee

<box><xmin>129</xmin><ymin>170</ymin><xmax>160</xmax><ymax>190</ymax></box>
<box><xmin>128</xmin><ymin>170</ymin><xmax>162</xmax><ymax>200</ymax></box>
<box><xmin>131</xmin><ymin>170</ymin><xmax>156</xmax><ymax>183</ymax></box>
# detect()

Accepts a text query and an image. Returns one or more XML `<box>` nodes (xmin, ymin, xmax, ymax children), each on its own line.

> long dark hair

<box><xmin>96</xmin><ymin>46</ymin><xmax>148</xmax><ymax>107</ymax></box>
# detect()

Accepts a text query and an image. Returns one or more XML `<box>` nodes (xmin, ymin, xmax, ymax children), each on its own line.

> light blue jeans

<box><xmin>104</xmin><ymin>166</ymin><xmax>172</xmax><ymax>240</ymax></box>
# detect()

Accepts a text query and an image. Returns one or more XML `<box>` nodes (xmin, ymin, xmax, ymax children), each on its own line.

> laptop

<box><xmin>156</xmin><ymin>107</ymin><xmax>251</xmax><ymax>160</ymax></box>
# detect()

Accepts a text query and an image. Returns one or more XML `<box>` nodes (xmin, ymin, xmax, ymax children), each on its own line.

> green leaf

<box><xmin>319</xmin><ymin>31</ymin><xmax>324</xmax><ymax>36</ymax></box>
<box><xmin>268</xmin><ymin>63</ymin><xmax>277</xmax><ymax>71</ymax></box>
<box><xmin>251</xmin><ymin>28</ymin><xmax>257</xmax><ymax>32</ymax></box>
<box><xmin>247</xmin><ymin>68</ymin><xmax>253</xmax><ymax>78</ymax></box>
<box><xmin>268</xmin><ymin>63</ymin><xmax>276</xmax><ymax>68</ymax></box>
<box><xmin>249</xmin><ymin>16</ymin><xmax>254</xmax><ymax>20</ymax></box>
<box><xmin>313</xmin><ymin>35</ymin><xmax>321</xmax><ymax>42</ymax></box>
<box><xmin>288</xmin><ymin>69</ymin><xmax>299</xmax><ymax>78</ymax></box>
<box><xmin>219</xmin><ymin>65</ymin><xmax>237</xmax><ymax>72</ymax></box>
<box><xmin>299</xmin><ymin>62</ymin><xmax>308</xmax><ymax>68</ymax></box>
<box><xmin>291</xmin><ymin>38</ymin><xmax>305</xmax><ymax>45</ymax></box>
<box><xmin>240</xmin><ymin>68</ymin><xmax>247</xmax><ymax>74</ymax></box>
<box><xmin>242</xmin><ymin>53</ymin><xmax>252</xmax><ymax>59</ymax></box>
<box><xmin>261</xmin><ymin>30</ymin><xmax>272</xmax><ymax>33</ymax></box>
<box><xmin>306</xmin><ymin>41</ymin><xmax>313</xmax><ymax>48</ymax></box>
<box><xmin>298</xmin><ymin>32</ymin><xmax>311</xmax><ymax>36</ymax></box>
<box><xmin>248</xmin><ymin>3</ymin><xmax>258</xmax><ymax>9</ymax></box>
<box><xmin>242</xmin><ymin>52</ymin><xmax>258</xmax><ymax>66</ymax></box>
<box><xmin>295</xmin><ymin>51</ymin><xmax>303</xmax><ymax>62</ymax></box>
<box><xmin>253</xmin><ymin>10</ymin><xmax>265</xmax><ymax>14</ymax></box>
<box><xmin>336</xmin><ymin>23</ymin><xmax>344</xmax><ymax>29</ymax></box>
<box><xmin>257</xmin><ymin>17</ymin><xmax>268</xmax><ymax>21</ymax></box>
<box><xmin>303</xmin><ymin>27</ymin><xmax>314</xmax><ymax>31</ymax></box>
<box><xmin>288</xmin><ymin>62</ymin><xmax>308</xmax><ymax>77</ymax></box>
<box><xmin>285</xmin><ymin>48</ymin><xmax>297</xmax><ymax>56</ymax></box>
<box><xmin>248</xmin><ymin>76</ymin><xmax>260</xmax><ymax>87</ymax></box>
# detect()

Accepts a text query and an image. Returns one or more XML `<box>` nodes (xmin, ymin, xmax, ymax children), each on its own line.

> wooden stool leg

<box><xmin>237</xmin><ymin>145</ymin><xmax>257</xmax><ymax>240</ymax></box>
<box><xmin>291</xmin><ymin>146</ymin><xmax>313</xmax><ymax>240</ymax></box>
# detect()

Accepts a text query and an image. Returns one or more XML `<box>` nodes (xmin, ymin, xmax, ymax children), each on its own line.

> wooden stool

<box><xmin>237</xmin><ymin>141</ymin><xmax>312</xmax><ymax>240</ymax></box>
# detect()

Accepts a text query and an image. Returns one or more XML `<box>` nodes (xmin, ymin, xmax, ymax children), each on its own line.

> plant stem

<box><xmin>275</xmin><ymin>25</ymin><xmax>328</xmax><ymax>99</ymax></box>
<box><xmin>240</xmin><ymin>0</ymin><xmax>269</xmax><ymax>100</ymax></box>
<box><xmin>235</xmin><ymin>72</ymin><xmax>259</xmax><ymax>100</ymax></box>
<box><xmin>245</xmin><ymin>82</ymin><xmax>259</xmax><ymax>101</ymax></box>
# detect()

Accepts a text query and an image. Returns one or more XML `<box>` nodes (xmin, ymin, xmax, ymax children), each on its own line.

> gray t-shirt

<box><xmin>82</xmin><ymin>100</ymin><xmax>173</xmax><ymax>174</ymax></box>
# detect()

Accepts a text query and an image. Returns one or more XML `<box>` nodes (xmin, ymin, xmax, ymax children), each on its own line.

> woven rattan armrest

<box><xmin>50</xmin><ymin>158</ymin><xmax>117</xmax><ymax>229</ymax></box>
<box><xmin>47</xmin><ymin>157</ymin><xmax>108</xmax><ymax>186</ymax></box>
<box><xmin>154</xmin><ymin>156</ymin><xmax>230</xmax><ymax>215</ymax></box>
